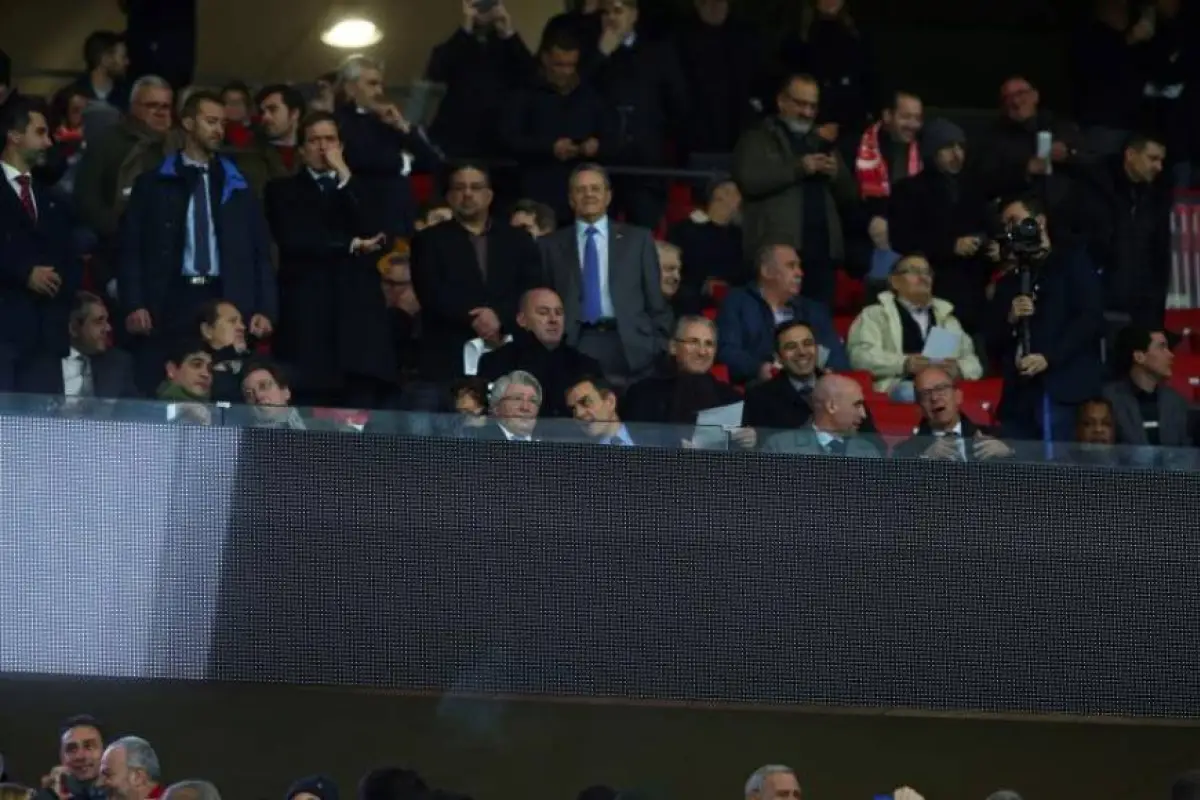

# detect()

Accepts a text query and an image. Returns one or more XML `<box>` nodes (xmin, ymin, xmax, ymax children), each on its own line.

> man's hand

<box><xmin>461</xmin><ymin>0</ymin><xmax>480</xmax><ymax>30</ymax></box>
<box><xmin>1009</xmin><ymin>294</ymin><xmax>1035</xmax><ymax>323</ymax></box>
<box><xmin>972</xmin><ymin>431</ymin><xmax>1014</xmax><ymax>460</ymax></box>
<box><xmin>922</xmin><ymin>435</ymin><xmax>961</xmax><ymax>461</ymax></box>
<box><xmin>799</xmin><ymin>154</ymin><xmax>831</xmax><ymax>176</ymax></box>
<box><xmin>1128</xmin><ymin>13</ymin><xmax>1155</xmax><ymax>44</ymax></box>
<box><xmin>730</xmin><ymin>426</ymin><xmax>757</xmax><ymax>449</ymax></box>
<box><xmin>492</xmin><ymin>3</ymin><xmax>515</xmax><ymax>37</ymax></box>
<box><xmin>553</xmin><ymin>137</ymin><xmax>579</xmax><ymax>161</ymax></box>
<box><xmin>324</xmin><ymin>141</ymin><xmax>351</xmax><ymax>180</ymax></box>
<box><xmin>598</xmin><ymin>25</ymin><xmax>624</xmax><ymax>55</ymax></box>
<box><xmin>249</xmin><ymin>314</ymin><xmax>273</xmax><ymax>338</ymax></box>
<box><xmin>27</xmin><ymin>266</ymin><xmax>62</xmax><ymax>296</ymax></box>
<box><xmin>470</xmin><ymin>307</ymin><xmax>501</xmax><ymax>340</ymax></box>
<box><xmin>817</xmin><ymin>153</ymin><xmax>839</xmax><ymax>177</ymax></box>
<box><xmin>1027</xmin><ymin>156</ymin><xmax>1050</xmax><ymax>176</ymax></box>
<box><xmin>1018</xmin><ymin>353</ymin><xmax>1049</xmax><ymax>376</ymax></box>
<box><xmin>126</xmin><ymin>308</ymin><xmax>153</xmax><ymax>334</ymax></box>
<box><xmin>954</xmin><ymin>235</ymin><xmax>982</xmax><ymax>257</ymax></box>
<box><xmin>757</xmin><ymin>362</ymin><xmax>777</xmax><ymax>382</ymax></box>
<box><xmin>868</xmin><ymin>216</ymin><xmax>890</xmax><ymax>249</ymax></box>
<box><xmin>904</xmin><ymin>354</ymin><xmax>931</xmax><ymax>375</ymax></box>
<box><xmin>376</xmin><ymin>103</ymin><xmax>412</xmax><ymax>133</ymax></box>
<box><xmin>936</xmin><ymin>357</ymin><xmax>961</xmax><ymax>378</ymax></box>
<box><xmin>580</xmin><ymin>137</ymin><xmax>600</xmax><ymax>158</ymax></box>
<box><xmin>816</xmin><ymin>122</ymin><xmax>839</xmax><ymax>142</ymax></box>
<box><xmin>41</xmin><ymin>766</ymin><xmax>70</xmax><ymax>800</ymax></box>
<box><xmin>351</xmin><ymin>233</ymin><xmax>387</xmax><ymax>254</ymax></box>
<box><xmin>984</xmin><ymin>240</ymin><xmax>1002</xmax><ymax>263</ymax></box>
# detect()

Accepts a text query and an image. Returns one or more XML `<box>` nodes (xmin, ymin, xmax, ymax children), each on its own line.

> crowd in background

<box><xmin>0</xmin><ymin>0</ymin><xmax>1196</xmax><ymax>462</ymax></box>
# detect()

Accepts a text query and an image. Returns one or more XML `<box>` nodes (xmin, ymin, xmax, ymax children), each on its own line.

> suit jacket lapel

<box><xmin>0</xmin><ymin>178</ymin><xmax>34</xmax><ymax>232</ymax></box>
<box><xmin>560</xmin><ymin>229</ymin><xmax>582</xmax><ymax>315</ymax></box>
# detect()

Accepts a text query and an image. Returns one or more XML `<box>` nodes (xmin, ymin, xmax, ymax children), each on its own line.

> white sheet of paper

<box><xmin>922</xmin><ymin>326</ymin><xmax>959</xmax><ymax>360</ymax></box>
<box><xmin>696</xmin><ymin>401</ymin><xmax>744</xmax><ymax>429</ymax></box>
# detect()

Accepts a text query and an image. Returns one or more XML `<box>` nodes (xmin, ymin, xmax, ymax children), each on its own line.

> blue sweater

<box><xmin>716</xmin><ymin>286</ymin><xmax>850</xmax><ymax>382</ymax></box>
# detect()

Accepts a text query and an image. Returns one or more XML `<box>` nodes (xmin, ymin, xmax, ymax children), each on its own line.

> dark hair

<box><xmin>697</xmin><ymin>175</ymin><xmax>735</xmax><ymax>207</ymax></box>
<box><xmin>69</xmin><ymin>291</ymin><xmax>106</xmax><ymax>330</ymax></box>
<box><xmin>241</xmin><ymin>358</ymin><xmax>290</xmax><ymax>390</ymax></box>
<box><xmin>164</xmin><ymin>336</ymin><xmax>211</xmax><ymax>367</ymax></box>
<box><xmin>446</xmin><ymin>162</ymin><xmax>491</xmax><ymax>188</ymax></box>
<box><xmin>59</xmin><ymin>714</ymin><xmax>105</xmax><ymax>742</ymax></box>
<box><xmin>358</xmin><ymin>768</ymin><xmax>428</xmax><ymax>800</ymax></box>
<box><xmin>255</xmin><ymin>83</ymin><xmax>306</xmax><ymax>116</ymax></box>
<box><xmin>891</xmin><ymin>252</ymin><xmax>931</xmax><ymax>274</ymax></box>
<box><xmin>566</xmin><ymin>374</ymin><xmax>616</xmax><ymax>400</ymax></box>
<box><xmin>1113</xmin><ymin>325</ymin><xmax>1161</xmax><ymax>372</ymax></box>
<box><xmin>773</xmin><ymin>319</ymin><xmax>815</xmax><ymax>350</ymax></box>
<box><xmin>195</xmin><ymin>298</ymin><xmax>237</xmax><ymax>331</ymax></box>
<box><xmin>540</xmin><ymin>28</ymin><xmax>582</xmax><ymax>54</ymax></box>
<box><xmin>83</xmin><ymin>31</ymin><xmax>123</xmax><ymax>70</ymax></box>
<box><xmin>997</xmin><ymin>192</ymin><xmax>1045</xmax><ymax>220</ymax></box>
<box><xmin>1126</xmin><ymin>131</ymin><xmax>1166</xmax><ymax>152</ymax></box>
<box><xmin>511</xmin><ymin>198</ymin><xmax>557</xmax><ymax>233</ymax></box>
<box><xmin>0</xmin><ymin>96</ymin><xmax>48</xmax><ymax>142</ymax></box>
<box><xmin>1172</xmin><ymin>771</ymin><xmax>1200</xmax><ymax>800</ymax></box>
<box><xmin>180</xmin><ymin>89</ymin><xmax>223</xmax><ymax>120</ymax></box>
<box><xmin>299</xmin><ymin>110</ymin><xmax>338</xmax><ymax>144</ymax></box>
<box><xmin>883</xmin><ymin>88</ymin><xmax>920</xmax><ymax>112</ymax></box>
<box><xmin>51</xmin><ymin>84</ymin><xmax>93</xmax><ymax>129</ymax></box>
<box><xmin>778</xmin><ymin>72</ymin><xmax>819</xmax><ymax>95</ymax></box>
<box><xmin>1077</xmin><ymin>396</ymin><xmax>1115</xmax><ymax>420</ymax></box>
<box><xmin>219</xmin><ymin>80</ymin><xmax>251</xmax><ymax>102</ymax></box>
<box><xmin>449</xmin><ymin>377</ymin><xmax>488</xmax><ymax>409</ymax></box>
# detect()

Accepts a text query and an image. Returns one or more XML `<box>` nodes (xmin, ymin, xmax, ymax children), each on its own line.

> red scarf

<box><xmin>855</xmin><ymin>121</ymin><xmax>921</xmax><ymax>199</ymax></box>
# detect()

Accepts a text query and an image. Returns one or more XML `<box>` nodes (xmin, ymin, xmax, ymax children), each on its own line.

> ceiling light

<box><xmin>321</xmin><ymin>17</ymin><xmax>383</xmax><ymax>49</ymax></box>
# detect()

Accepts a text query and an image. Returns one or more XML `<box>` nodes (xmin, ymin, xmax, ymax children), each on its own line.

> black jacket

<box><xmin>409</xmin><ymin>218</ymin><xmax>543</xmax><ymax>382</ymax></box>
<box><xmin>891</xmin><ymin>415</ymin><xmax>1001</xmax><ymax>461</ymax></box>
<box><xmin>591</xmin><ymin>36</ymin><xmax>689</xmax><ymax>165</ymax></box>
<box><xmin>477</xmin><ymin>330</ymin><xmax>603</xmax><ymax>418</ymax></box>
<box><xmin>16</xmin><ymin>347</ymin><xmax>138</xmax><ymax>399</ymax></box>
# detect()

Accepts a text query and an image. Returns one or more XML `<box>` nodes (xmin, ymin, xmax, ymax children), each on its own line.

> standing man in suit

<box><xmin>265</xmin><ymin>110</ymin><xmax>395</xmax><ymax>409</ymax></box>
<box><xmin>119</xmin><ymin>89</ymin><xmax>277</xmax><ymax>394</ymax></box>
<box><xmin>762</xmin><ymin>374</ymin><xmax>880</xmax><ymax>456</ymax></box>
<box><xmin>0</xmin><ymin>97</ymin><xmax>83</xmax><ymax>391</ymax></box>
<box><xmin>410</xmin><ymin>163</ymin><xmax>542</xmax><ymax>384</ymax></box>
<box><xmin>541</xmin><ymin>162</ymin><xmax>672</xmax><ymax>386</ymax></box>
<box><xmin>16</xmin><ymin>291</ymin><xmax>137</xmax><ymax>402</ymax></box>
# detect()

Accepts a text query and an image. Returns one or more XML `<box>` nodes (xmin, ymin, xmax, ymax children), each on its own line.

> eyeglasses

<box><xmin>675</xmin><ymin>337</ymin><xmax>715</xmax><ymax>348</ymax></box>
<box><xmin>916</xmin><ymin>383</ymin><xmax>954</xmax><ymax>401</ymax></box>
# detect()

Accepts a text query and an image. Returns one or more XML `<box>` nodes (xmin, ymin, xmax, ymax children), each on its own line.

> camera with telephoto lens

<box><xmin>998</xmin><ymin>216</ymin><xmax>1042</xmax><ymax>256</ymax></box>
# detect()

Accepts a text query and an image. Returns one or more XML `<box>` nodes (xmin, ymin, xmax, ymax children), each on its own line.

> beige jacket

<box><xmin>847</xmin><ymin>291</ymin><xmax>983</xmax><ymax>392</ymax></box>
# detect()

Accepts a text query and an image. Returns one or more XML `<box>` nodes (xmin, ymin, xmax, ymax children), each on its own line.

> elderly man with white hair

<box><xmin>470</xmin><ymin>370</ymin><xmax>543</xmax><ymax>442</ymax></box>
<box><xmin>96</xmin><ymin>737</ymin><xmax>161</xmax><ymax>800</ymax></box>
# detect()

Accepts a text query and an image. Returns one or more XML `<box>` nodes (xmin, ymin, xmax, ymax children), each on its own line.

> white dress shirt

<box><xmin>897</xmin><ymin>297</ymin><xmax>933</xmax><ymax>337</ymax></box>
<box><xmin>61</xmin><ymin>348</ymin><xmax>91</xmax><ymax>398</ymax></box>
<box><xmin>2</xmin><ymin>161</ymin><xmax>37</xmax><ymax>217</ymax></box>
<box><xmin>932</xmin><ymin>420</ymin><xmax>967</xmax><ymax>460</ymax></box>
<box><xmin>575</xmin><ymin>215</ymin><xmax>615</xmax><ymax>319</ymax></box>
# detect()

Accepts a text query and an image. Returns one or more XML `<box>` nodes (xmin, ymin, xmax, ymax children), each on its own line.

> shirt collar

<box><xmin>814</xmin><ymin>427</ymin><xmax>843</xmax><ymax>446</ymax></box>
<box><xmin>623</xmin><ymin>32</ymin><xmax>638</xmax><ymax>47</ymax></box>
<box><xmin>67</xmin><ymin>346</ymin><xmax>84</xmax><ymax>361</ymax></box>
<box><xmin>499</xmin><ymin>423</ymin><xmax>533</xmax><ymax>442</ymax></box>
<box><xmin>180</xmin><ymin>153</ymin><xmax>209</xmax><ymax>170</ymax></box>
<box><xmin>609</xmin><ymin>424</ymin><xmax>634</xmax><ymax>445</ymax></box>
<box><xmin>934</xmin><ymin>420</ymin><xmax>963</xmax><ymax>437</ymax></box>
<box><xmin>307</xmin><ymin>167</ymin><xmax>337</xmax><ymax>181</ymax></box>
<box><xmin>0</xmin><ymin>161</ymin><xmax>27</xmax><ymax>182</ymax></box>
<box><xmin>788</xmin><ymin>374</ymin><xmax>816</xmax><ymax>393</ymax></box>
<box><xmin>896</xmin><ymin>296</ymin><xmax>931</xmax><ymax>315</ymax></box>
<box><xmin>576</xmin><ymin>216</ymin><xmax>609</xmax><ymax>236</ymax></box>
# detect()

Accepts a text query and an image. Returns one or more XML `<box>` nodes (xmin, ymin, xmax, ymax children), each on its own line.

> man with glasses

<box><xmin>847</xmin><ymin>252</ymin><xmax>981</xmax><ymax>401</ymax></box>
<box><xmin>893</xmin><ymin>366</ymin><xmax>1013</xmax><ymax>461</ymax></box>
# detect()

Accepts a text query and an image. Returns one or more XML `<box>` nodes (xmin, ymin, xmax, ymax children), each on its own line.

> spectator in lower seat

<box><xmin>761</xmin><ymin>373</ymin><xmax>879</xmax><ymax>456</ymax></box>
<box><xmin>284</xmin><ymin>775</ymin><xmax>339</xmax><ymax>800</ymax></box>
<box><xmin>623</xmin><ymin>315</ymin><xmax>756</xmax><ymax>448</ymax></box>
<box><xmin>32</xmin><ymin>715</ymin><xmax>105</xmax><ymax>800</ymax></box>
<box><xmin>240</xmin><ymin>360</ymin><xmax>347</xmax><ymax>431</ymax></box>
<box><xmin>2</xmin><ymin>785</ymin><xmax>32</xmax><ymax>800</ymax></box>
<box><xmin>1064</xmin><ymin>397</ymin><xmax>1121</xmax><ymax>465</ymax></box>
<box><xmin>892</xmin><ymin>366</ymin><xmax>1013</xmax><ymax>461</ymax></box>
<box><xmin>1171</xmin><ymin>770</ymin><xmax>1200</xmax><ymax>800</ymax></box>
<box><xmin>743</xmin><ymin>765</ymin><xmax>800</xmax><ymax>800</ymax></box>
<box><xmin>17</xmin><ymin>292</ymin><xmax>137</xmax><ymax>402</ymax></box>
<box><xmin>162</xmin><ymin>781</ymin><xmax>219</xmax><ymax>800</ymax></box>
<box><xmin>1103</xmin><ymin>326</ymin><xmax>1196</xmax><ymax>448</ymax></box>
<box><xmin>655</xmin><ymin>240</ymin><xmax>702</xmax><ymax>317</ymax></box>
<box><xmin>380</xmin><ymin>244</ymin><xmax>423</xmax><ymax>386</ymax></box>
<box><xmin>716</xmin><ymin>243</ymin><xmax>848</xmax><ymax>384</ymax></box>
<box><xmin>478</xmin><ymin>288</ymin><xmax>601</xmax><ymax>418</ymax></box>
<box><xmin>509</xmin><ymin>198</ymin><xmax>557</xmax><ymax>239</ymax></box>
<box><xmin>156</xmin><ymin>337</ymin><xmax>212</xmax><ymax>405</ymax></box>
<box><xmin>96</xmin><ymin>737</ymin><xmax>162</xmax><ymax>800</ymax></box>
<box><xmin>472</xmin><ymin>369</ymin><xmax>542</xmax><ymax>441</ymax></box>
<box><xmin>196</xmin><ymin>299</ymin><xmax>252</xmax><ymax>404</ymax></box>
<box><xmin>666</xmin><ymin>177</ymin><xmax>744</xmax><ymax>300</ymax></box>
<box><xmin>450</xmin><ymin>376</ymin><xmax>489</xmax><ymax>426</ymax></box>
<box><xmin>566</xmin><ymin>375</ymin><xmax>635</xmax><ymax>445</ymax></box>
<box><xmin>846</xmin><ymin>253</ymin><xmax>982</xmax><ymax>399</ymax></box>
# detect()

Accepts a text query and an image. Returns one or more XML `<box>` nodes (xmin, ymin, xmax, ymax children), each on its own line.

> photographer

<box><xmin>988</xmin><ymin>195</ymin><xmax>1105</xmax><ymax>449</ymax></box>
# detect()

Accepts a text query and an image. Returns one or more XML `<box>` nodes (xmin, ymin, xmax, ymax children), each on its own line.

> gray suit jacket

<box><xmin>1102</xmin><ymin>380</ymin><xmax>1193</xmax><ymax>448</ymax></box>
<box><xmin>762</xmin><ymin>426</ymin><xmax>883</xmax><ymax>458</ymax></box>
<box><xmin>540</xmin><ymin>219</ymin><xmax>673</xmax><ymax>375</ymax></box>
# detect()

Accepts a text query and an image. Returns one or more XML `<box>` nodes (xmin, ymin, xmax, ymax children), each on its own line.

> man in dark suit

<box><xmin>892</xmin><ymin>366</ymin><xmax>1014</xmax><ymax>461</ymax></box>
<box><xmin>988</xmin><ymin>195</ymin><xmax>1105</xmax><ymax>447</ymax></box>
<box><xmin>0</xmin><ymin>97</ymin><xmax>83</xmax><ymax>391</ymax></box>
<box><xmin>264</xmin><ymin>110</ymin><xmax>395</xmax><ymax>408</ymax></box>
<box><xmin>334</xmin><ymin>55</ymin><xmax>443</xmax><ymax>238</ymax></box>
<box><xmin>565</xmin><ymin>374</ymin><xmax>636</xmax><ymax>445</ymax></box>
<box><xmin>541</xmin><ymin>162</ymin><xmax>672</xmax><ymax>386</ymax></box>
<box><xmin>16</xmin><ymin>290</ymin><xmax>137</xmax><ymax>402</ymax></box>
<box><xmin>410</xmin><ymin>163</ymin><xmax>542</xmax><ymax>384</ymax></box>
<box><xmin>477</xmin><ymin>287</ymin><xmax>602</xmax><ymax>418</ymax></box>
<box><xmin>119</xmin><ymin>89</ymin><xmax>277</xmax><ymax>394</ymax></box>
<box><xmin>470</xmin><ymin>369</ymin><xmax>543</xmax><ymax>441</ymax></box>
<box><xmin>1102</xmin><ymin>325</ymin><xmax>1196</xmax><ymax>449</ymax></box>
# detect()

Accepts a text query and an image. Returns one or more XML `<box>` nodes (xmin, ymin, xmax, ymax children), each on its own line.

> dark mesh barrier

<box><xmin>3</xmin><ymin>417</ymin><xmax>1199</xmax><ymax>719</ymax></box>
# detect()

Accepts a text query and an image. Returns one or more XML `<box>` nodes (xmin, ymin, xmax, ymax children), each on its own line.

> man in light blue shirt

<box><xmin>565</xmin><ymin>374</ymin><xmax>635</xmax><ymax>445</ymax></box>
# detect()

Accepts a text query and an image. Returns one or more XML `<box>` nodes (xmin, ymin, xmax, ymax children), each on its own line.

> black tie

<box><xmin>825</xmin><ymin>439</ymin><xmax>846</xmax><ymax>456</ymax></box>
<box><xmin>317</xmin><ymin>175</ymin><xmax>338</xmax><ymax>193</ymax></box>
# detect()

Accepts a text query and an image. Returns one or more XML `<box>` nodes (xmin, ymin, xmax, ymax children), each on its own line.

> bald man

<box><xmin>762</xmin><ymin>374</ymin><xmax>881</xmax><ymax>456</ymax></box>
<box><xmin>477</xmin><ymin>287</ymin><xmax>603</xmax><ymax>418</ymax></box>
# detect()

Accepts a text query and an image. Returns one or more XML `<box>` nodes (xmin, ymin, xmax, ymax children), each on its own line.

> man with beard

<box><xmin>0</xmin><ymin>97</ymin><xmax>82</xmax><ymax>391</ymax></box>
<box><xmin>120</xmin><ymin>89</ymin><xmax>276</xmax><ymax>395</ymax></box>
<box><xmin>733</xmin><ymin>73</ymin><xmax>858</xmax><ymax>307</ymax></box>
<box><xmin>95</xmin><ymin>737</ymin><xmax>162</xmax><ymax>800</ymax></box>
<box><xmin>477</xmin><ymin>288</ymin><xmax>602</xmax><ymax>418</ymax></box>
<box><xmin>34</xmin><ymin>716</ymin><xmax>106</xmax><ymax>800</ymax></box>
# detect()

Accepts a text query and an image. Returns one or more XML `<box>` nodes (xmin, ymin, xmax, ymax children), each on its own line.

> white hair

<box><xmin>110</xmin><ymin>736</ymin><xmax>161</xmax><ymax>782</ymax></box>
<box><xmin>744</xmin><ymin>765</ymin><xmax>795</xmax><ymax>799</ymax></box>
<box><xmin>337</xmin><ymin>55</ymin><xmax>383</xmax><ymax>84</ymax></box>
<box><xmin>164</xmin><ymin>781</ymin><xmax>221</xmax><ymax>800</ymax></box>
<box><xmin>489</xmin><ymin>370</ymin><xmax>543</xmax><ymax>410</ymax></box>
<box><xmin>673</xmin><ymin>314</ymin><xmax>716</xmax><ymax>341</ymax></box>
<box><xmin>129</xmin><ymin>75</ymin><xmax>171</xmax><ymax>101</ymax></box>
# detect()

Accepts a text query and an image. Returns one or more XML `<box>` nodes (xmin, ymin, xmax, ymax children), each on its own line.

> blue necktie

<box><xmin>582</xmin><ymin>226</ymin><xmax>603</xmax><ymax>324</ymax></box>
<box><xmin>825</xmin><ymin>439</ymin><xmax>846</xmax><ymax>456</ymax></box>
<box><xmin>191</xmin><ymin>166</ymin><xmax>213</xmax><ymax>276</ymax></box>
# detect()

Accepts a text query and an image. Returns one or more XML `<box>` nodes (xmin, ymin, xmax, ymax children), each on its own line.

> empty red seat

<box><xmin>1169</xmin><ymin>353</ymin><xmax>1200</xmax><ymax>400</ymax></box>
<box><xmin>709</xmin><ymin>280</ymin><xmax>730</xmax><ymax>304</ymax></box>
<box><xmin>866</xmin><ymin>399</ymin><xmax>922</xmax><ymax>451</ymax></box>
<box><xmin>834</xmin><ymin>271</ymin><xmax>866</xmax><ymax>315</ymax></box>
<box><xmin>710</xmin><ymin>363</ymin><xmax>731</xmax><ymax>384</ymax></box>
<box><xmin>958</xmin><ymin>377</ymin><xmax>1004</xmax><ymax>427</ymax></box>
<box><xmin>844</xmin><ymin>369</ymin><xmax>877</xmax><ymax>399</ymax></box>
<box><xmin>833</xmin><ymin>314</ymin><xmax>855</xmax><ymax>342</ymax></box>
<box><xmin>665</xmin><ymin>180</ymin><xmax>693</xmax><ymax>224</ymax></box>
<box><xmin>410</xmin><ymin>173</ymin><xmax>434</xmax><ymax>206</ymax></box>
<box><xmin>702</xmin><ymin>307</ymin><xmax>718</xmax><ymax>321</ymax></box>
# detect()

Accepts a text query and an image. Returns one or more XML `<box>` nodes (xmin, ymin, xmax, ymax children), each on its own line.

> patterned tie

<box><xmin>15</xmin><ymin>174</ymin><xmax>36</xmax><ymax>222</ymax></box>
<box><xmin>582</xmin><ymin>226</ymin><xmax>603</xmax><ymax>324</ymax></box>
<box><xmin>190</xmin><ymin>166</ymin><xmax>213</xmax><ymax>276</ymax></box>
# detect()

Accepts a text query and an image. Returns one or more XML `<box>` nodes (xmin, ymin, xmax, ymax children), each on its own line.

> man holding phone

<box><xmin>34</xmin><ymin>715</ymin><xmax>106</xmax><ymax>800</ymax></box>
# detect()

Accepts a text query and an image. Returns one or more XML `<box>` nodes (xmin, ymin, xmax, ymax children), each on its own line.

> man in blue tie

<box><xmin>119</xmin><ymin>89</ymin><xmax>276</xmax><ymax>394</ymax></box>
<box><xmin>541</xmin><ymin>162</ymin><xmax>673</xmax><ymax>387</ymax></box>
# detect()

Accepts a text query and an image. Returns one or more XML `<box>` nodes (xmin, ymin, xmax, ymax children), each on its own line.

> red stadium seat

<box><xmin>665</xmin><ymin>180</ymin><xmax>693</xmax><ymax>224</ymax></box>
<box><xmin>709</xmin><ymin>280</ymin><xmax>730</xmax><ymax>304</ymax></box>
<box><xmin>1166</xmin><ymin>309</ymin><xmax>1200</xmax><ymax>355</ymax></box>
<box><xmin>702</xmin><ymin>307</ymin><xmax>718</xmax><ymax>321</ymax></box>
<box><xmin>410</xmin><ymin>173</ymin><xmax>434</xmax><ymax>207</ymax></box>
<box><xmin>833</xmin><ymin>271</ymin><xmax>866</xmax><ymax>315</ymax></box>
<box><xmin>844</xmin><ymin>369</ymin><xmax>877</xmax><ymax>399</ymax></box>
<box><xmin>866</xmin><ymin>399</ymin><xmax>921</xmax><ymax>451</ymax></box>
<box><xmin>957</xmin><ymin>378</ymin><xmax>1004</xmax><ymax>427</ymax></box>
<box><xmin>710</xmin><ymin>363</ymin><xmax>731</xmax><ymax>384</ymax></box>
<box><xmin>1169</xmin><ymin>353</ymin><xmax>1200</xmax><ymax>401</ymax></box>
<box><xmin>833</xmin><ymin>314</ymin><xmax>855</xmax><ymax>342</ymax></box>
